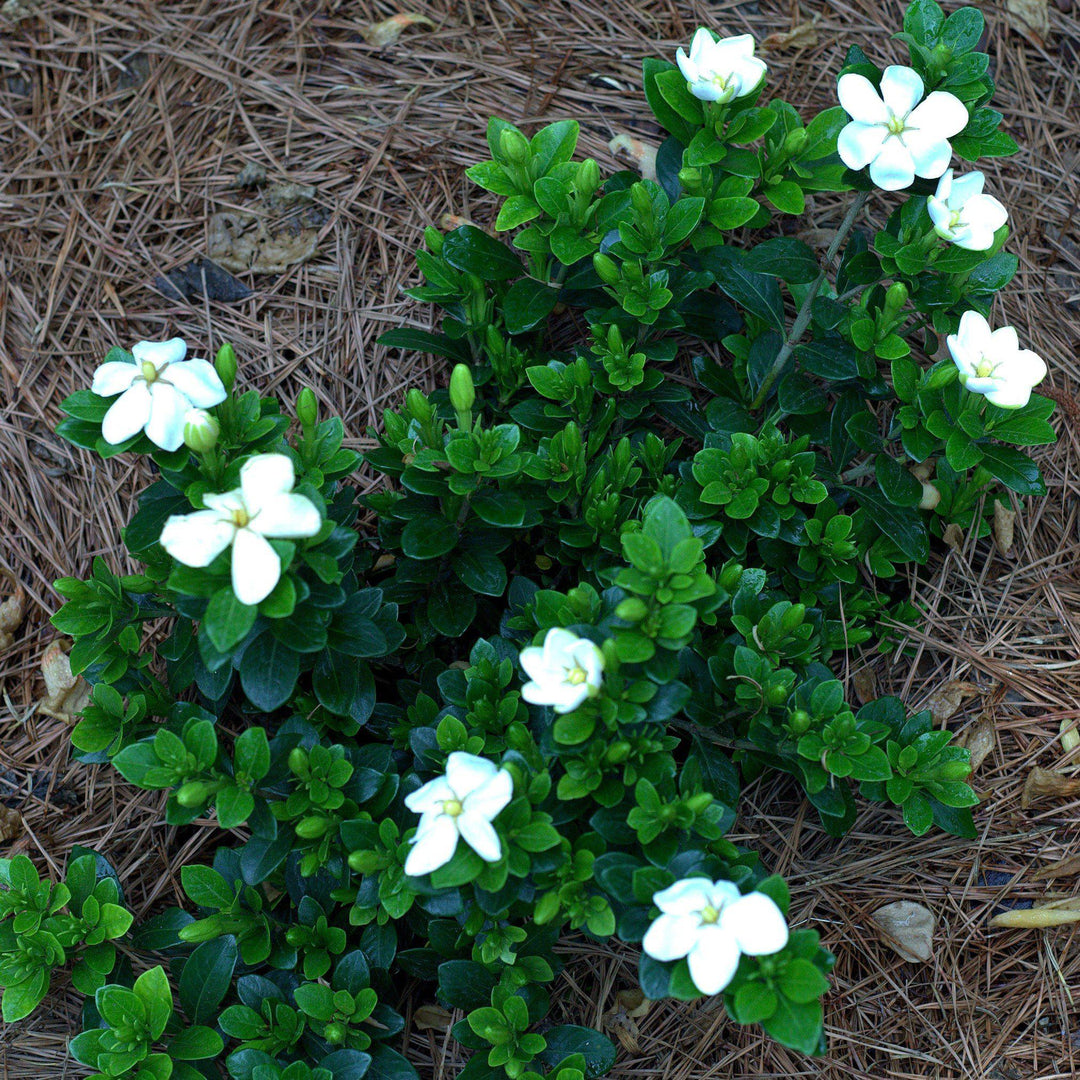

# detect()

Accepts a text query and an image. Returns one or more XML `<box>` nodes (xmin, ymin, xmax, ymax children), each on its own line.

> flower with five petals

<box><xmin>159</xmin><ymin>453</ymin><xmax>322</xmax><ymax>605</ymax></box>
<box><xmin>91</xmin><ymin>338</ymin><xmax>227</xmax><ymax>451</ymax></box>
<box><xmin>676</xmin><ymin>29</ymin><xmax>767</xmax><ymax>103</ymax></box>
<box><xmin>927</xmin><ymin>169</ymin><xmax>1008</xmax><ymax>251</ymax></box>
<box><xmin>403</xmin><ymin>753</ymin><xmax>514</xmax><ymax>877</ymax></box>
<box><xmin>837</xmin><ymin>66</ymin><xmax>967</xmax><ymax>191</ymax></box>
<box><xmin>520</xmin><ymin>628</ymin><xmax>604</xmax><ymax>714</ymax></box>
<box><xmin>642</xmin><ymin>877</ymin><xmax>789</xmax><ymax>995</ymax></box>
<box><xmin>947</xmin><ymin>311</ymin><xmax>1047</xmax><ymax>410</ymax></box>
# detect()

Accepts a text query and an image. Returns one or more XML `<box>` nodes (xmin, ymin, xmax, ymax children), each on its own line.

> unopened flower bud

<box><xmin>175</xmin><ymin>780</ymin><xmax>214</xmax><ymax>808</ymax></box>
<box><xmin>183</xmin><ymin>409</ymin><xmax>220</xmax><ymax>453</ymax></box>
<box><xmin>605</xmin><ymin>740</ymin><xmax>633</xmax><ymax>765</ymax></box>
<box><xmin>295</xmin><ymin>815</ymin><xmax>331</xmax><ymax>839</ymax></box>
<box><xmin>593</xmin><ymin>253</ymin><xmax>620</xmax><ymax>285</ymax></box>
<box><xmin>499</xmin><ymin>128</ymin><xmax>530</xmax><ymax>166</ymax></box>
<box><xmin>677</xmin><ymin>166</ymin><xmax>703</xmax><ymax>192</ymax></box>
<box><xmin>883</xmin><ymin>281</ymin><xmax>909</xmax><ymax>322</ymax></box>
<box><xmin>918</xmin><ymin>481</ymin><xmax>941</xmax><ymax>510</ymax></box>
<box><xmin>449</xmin><ymin>364</ymin><xmax>475</xmax><ymax>417</ymax></box>
<box><xmin>406</xmin><ymin>388</ymin><xmax>434</xmax><ymax>424</ymax></box>
<box><xmin>287</xmin><ymin>747</ymin><xmax>308</xmax><ymax>775</ymax></box>
<box><xmin>630</xmin><ymin>182</ymin><xmax>653</xmax><ymax>218</ymax></box>
<box><xmin>685</xmin><ymin>792</ymin><xmax>713</xmax><ymax>814</ymax></box>
<box><xmin>783</xmin><ymin>128</ymin><xmax>807</xmax><ymax>156</ymax></box>
<box><xmin>423</xmin><ymin>225</ymin><xmax>444</xmax><ymax>254</ymax></box>
<box><xmin>789</xmin><ymin>709</ymin><xmax>812</xmax><ymax>734</ymax></box>
<box><xmin>214</xmin><ymin>342</ymin><xmax>237</xmax><ymax>391</ymax></box>
<box><xmin>577</xmin><ymin>158</ymin><xmax>600</xmax><ymax>197</ymax></box>
<box><xmin>297</xmin><ymin>387</ymin><xmax>318</xmax><ymax>433</ymax></box>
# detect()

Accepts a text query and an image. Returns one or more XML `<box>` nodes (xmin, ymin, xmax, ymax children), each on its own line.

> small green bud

<box><xmin>182</xmin><ymin>409</ymin><xmax>220</xmax><ymax>453</ymax></box>
<box><xmin>499</xmin><ymin>128</ymin><xmax>530</xmax><ymax>166</ymax></box>
<box><xmin>883</xmin><ymin>281</ymin><xmax>909</xmax><ymax>322</ymax></box>
<box><xmin>937</xmin><ymin>761</ymin><xmax>972</xmax><ymax>781</ymax></box>
<box><xmin>297</xmin><ymin>387</ymin><xmax>318</xmax><ymax>433</ymax></box>
<box><xmin>789</xmin><ymin>709</ymin><xmax>812</xmax><ymax>734</ymax></box>
<box><xmin>175</xmin><ymin>780</ymin><xmax>214</xmax><ymax>808</ymax></box>
<box><xmin>783</xmin><ymin>128</ymin><xmax>808</xmax><ymax>156</ymax></box>
<box><xmin>592</xmin><ymin>253</ymin><xmax>620</xmax><ymax>285</ymax></box>
<box><xmin>295</xmin><ymin>816</ymin><xmax>331</xmax><ymax>839</ymax></box>
<box><xmin>605</xmin><ymin>740</ymin><xmax>633</xmax><ymax>765</ymax></box>
<box><xmin>677</xmin><ymin>166</ymin><xmax>703</xmax><ymax>191</ymax></box>
<box><xmin>285</xmin><ymin>926</ymin><xmax>306</xmax><ymax>947</ymax></box>
<box><xmin>214</xmin><ymin>342</ymin><xmax>237</xmax><ymax>391</ymax></box>
<box><xmin>629</xmin><ymin>182</ymin><xmax>653</xmax><ymax>217</ymax></box>
<box><xmin>718</xmin><ymin>562</ymin><xmax>744</xmax><ymax>591</ymax></box>
<box><xmin>563</xmin><ymin>422</ymin><xmax>583</xmax><ymax>456</ymax></box>
<box><xmin>287</xmin><ymin>747</ymin><xmax>308</xmax><ymax>776</ymax></box>
<box><xmin>765</xmin><ymin>682</ymin><xmax>791</xmax><ymax>707</ymax></box>
<box><xmin>931</xmin><ymin>42</ymin><xmax>953</xmax><ymax>66</ymax></box>
<box><xmin>449</xmin><ymin>364</ymin><xmax>475</xmax><ymax>415</ymax></box>
<box><xmin>615</xmin><ymin>597</ymin><xmax>649</xmax><ymax>622</ymax></box>
<box><xmin>324</xmin><ymin>1022</ymin><xmax>348</xmax><ymax>1045</ymax></box>
<box><xmin>577</xmin><ymin>158</ymin><xmax>600</xmax><ymax>196</ymax></box>
<box><xmin>685</xmin><ymin>792</ymin><xmax>713</xmax><ymax>814</ymax></box>
<box><xmin>423</xmin><ymin>225</ymin><xmax>444</xmax><ymax>254</ymax></box>
<box><xmin>405</xmin><ymin>388</ymin><xmax>434</xmax><ymax>423</ymax></box>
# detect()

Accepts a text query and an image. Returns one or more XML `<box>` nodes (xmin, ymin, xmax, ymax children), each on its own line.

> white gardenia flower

<box><xmin>676</xmin><ymin>29</ymin><xmax>767</xmax><ymax>103</ymax></box>
<box><xmin>947</xmin><ymin>311</ymin><xmax>1047</xmax><ymax>410</ymax></box>
<box><xmin>159</xmin><ymin>453</ymin><xmax>321</xmax><ymax>605</ymax></box>
<box><xmin>927</xmin><ymin>169</ymin><xmax>1008</xmax><ymax>251</ymax></box>
<box><xmin>837</xmin><ymin>66</ymin><xmax>968</xmax><ymax>191</ymax></box>
<box><xmin>642</xmin><ymin>878</ymin><xmax>789</xmax><ymax>996</ymax></box>
<box><xmin>519</xmin><ymin>628</ymin><xmax>604</xmax><ymax>714</ymax></box>
<box><xmin>91</xmin><ymin>338</ymin><xmax>227</xmax><ymax>451</ymax></box>
<box><xmin>403</xmin><ymin>752</ymin><xmax>514</xmax><ymax>877</ymax></box>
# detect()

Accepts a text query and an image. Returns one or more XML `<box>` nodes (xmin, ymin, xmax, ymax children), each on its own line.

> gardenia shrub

<box><xmin>0</xmin><ymin>2</ymin><xmax>1056</xmax><ymax>1077</ymax></box>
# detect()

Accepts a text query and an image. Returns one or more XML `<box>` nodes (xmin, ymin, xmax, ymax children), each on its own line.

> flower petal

<box><xmin>933</xmin><ymin>168</ymin><xmax>954</xmax><ymax>203</ymax></box>
<box><xmin>837</xmin><ymin>121</ymin><xmax>887</xmax><ymax>171</ymax></box>
<box><xmin>457</xmin><ymin>812</ymin><xmax>503</xmax><ymax>863</ymax></box>
<box><xmin>463</xmin><ymin>768</ymin><xmax>514</xmax><ymax>821</ymax></box>
<box><xmin>837</xmin><ymin>73</ymin><xmax>888</xmax><ymax>125</ymax></box>
<box><xmin>132</xmin><ymin>337</ymin><xmax>187</xmax><ymax>369</ymax></box>
<box><xmin>642</xmin><ymin>913</ymin><xmax>700</xmax><ymax>962</ymax></box>
<box><xmin>551</xmin><ymin>683</ymin><xmax>590</xmax><ymax>714</ymax></box>
<box><xmin>927</xmin><ymin>197</ymin><xmax>953</xmax><ymax>235</ymax></box>
<box><xmin>572</xmin><ymin>640</ymin><xmax>605</xmax><ymax>687</ymax></box>
<box><xmin>720</xmin><ymin>892</ymin><xmax>789</xmax><ymax>955</ymax></box>
<box><xmin>687</xmin><ymin>926</ymin><xmax>741</xmax><ymax>995</ymax></box>
<box><xmin>949</xmin><ymin>170</ymin><xmax>985</xmax><ymax>205</ymax></box>
<box><xmin>404</xmin><ymin>814</ymin><xmax>459</xmax><ymax>877</ymax></box>
<box><xmin>231</xmin><ymin>527</ymin><xmax>282</xmax><ymax>605</ymax></box>
<box><xmin>879</xmin><ymin>65</ymin><xmax>924</xmax><ymax>117</ymax></box>
<box><xmin>652</xmin><ymin>877</ymin><xmax>714</xmax><ymax>916</ymax></box>
<box><xmin>240</xmin><ymin>454</ymin><xmax>296</xmax><ymax>513</ymax></box>
<box><xmin>734</xmin><ymin>55</ymin><xmax>767</xmax><ymax>96</ymax></box>
<box><xmin>675</xmin><ymin>48</ymin><xmax>697</xmax><ymax>84</ymax></box>
<box><xmin>518</xmin><ymin>646</ymin><xmax>549</xmax><ymax>684</ymax></box>
<box><xmin>145</xmin><ymin>383</ymin><xmax>191</xmax><ymax>451</ymax></box>
<box><xmin>91</xmin><ymin>361</ymin><xmax>139</xmax><ymax>397</ymax></box>
<box><xmin>542</xmin><ymin>627</ymin><xmax>585</xmax><ymax>664</ymax></box>
<box><xmin>957</xmin><ymin>310</ymin><xmax>993</xmax><ymax>355</ymax></box>
<box><xmin>203</xmin><ymin>489</ymin><xmax>246</xmax><ymax>517</ymax></box>
<box><xmin>404</xmin><ymin>776</ymin><xmax>455</xmax><ymax>815</ymax></box>
<box><xmin>250</xmin><ymin>493</ymin><xmax>322</xmax><ymax>539</ymax></box>
<box><xmin>707</xmin><ymin>880</ymin><xmax>743</xmax><ymax>910</ymax></box>
<box><xmin>868</xmin><ymin>137</ymin><xmax>915</xmax><ymax>190</ymax></box>
<box><xmin>988</xmin><ymin>325</ymin><xmax>1020</xmax><ymax>357</ymax></box>
<box><xmin>966</xmin><ymin>193</ymin><xmax>1008</xmax><ymax>233</ymax></box>
<box><xmin>163</xmin><ymin>359</ymin><xmax>227</xmax><ymax>408</ymax></box>
<box><xmin>688</xmin><ymin>27</ymin><xmax>713</xmax><ymax>63</ymax></box>
<box><xmin>521</xmin><ymin>679</ymin><xmax>585</xmax><ymax>712</ymax></box>
<box><xmin>101</xmin><ymin>384</ymin><xmax>152</xmax><ymax>445</ymax></box>
<box><xmin>159</xmin><ymin>511</ymin><xmax>235</xmax><ymax>567</ymax></box>
<box><xmin>902</xmin><ymin>128</ymin><xmax>953</xmax><ymax>180</ymax></box>
<box><xmin>908</xmin><ymin>91</ymin><xmax>968</xmax><ymax>138</ymax></box>
<box><xmin>445</xmin><ymin>752</ymin><xmax>499</xmax><ymax>799</ymax></box>
<box><xmin>983</xmin><ymin>381</ymin><xmax>1034</xmax><ymax>409</ymax></box>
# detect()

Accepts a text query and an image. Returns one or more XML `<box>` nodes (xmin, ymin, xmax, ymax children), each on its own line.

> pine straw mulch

<box><xmin>2</xmin><ymin>0</ymin><xmax>1080</xmax><ymax>1076</ymax></box>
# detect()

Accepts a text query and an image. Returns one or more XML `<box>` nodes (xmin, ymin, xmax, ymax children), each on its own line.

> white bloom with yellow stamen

<box><xmin>927</xmin><ymin>169</ymin><xmax>1008</xmax><ymax>250</ymax></box>
<box><xmin>642</xmin><ymin>878</ymin><xmax>789</xmax><ymax>996</ymax></box>
<box><xmin>519</xmin><ymin>628</ymin><xmax>604</xmax><ymax>714</ymax></box>
<box><xmin>948</xmin><ymin>311</ymin><xmax>1047</xmax><ymax>410</ymax></box>
<box><xmin>159</xmin><ymin>453</ymin><xmax>321</xmax><ymax>605</ymax></box>
<box><xmin>676</xmin><ymin>29</ymin><xmax>767</xmax><ymax>104</ymax></box>
<box><xmin>91</xmin><ymin>338</ymin><xmax>227</xmax><ymax>451</ymax></box>
<box><xmin>403</xmin><ymin>752</ymin><xmax>514</xmax><ymax>877</ymax></box>
<box><xmin>837</xmin><ymin>66</ymin><xmax>967</xmax><ymax>191</ymax></box>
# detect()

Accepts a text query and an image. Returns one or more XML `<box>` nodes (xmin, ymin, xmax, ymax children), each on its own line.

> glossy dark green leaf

<box><xmin>442</xmin><ymin>226</ymin><xmax>522</xmax><ymax>282</ymax></box>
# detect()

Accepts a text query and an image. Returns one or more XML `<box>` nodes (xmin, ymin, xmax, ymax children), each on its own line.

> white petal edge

<box><xmin>159</xmin><ymin>511</ymin><xmax>235</xmax><ymax>568</ymax></box>
<box><xmin>404</xmin><ymin>814</ymin><xmax>459</xmax><ymax>876</ymax></box>
<box><xmin>231</xmin><ymin>527</ymin><xmax>282</xmax><ymax>605</ymax></box>
<box><xmin>720</xmin><ymin>892</ymin><xmax>789</xmax><ymax>955</ymax></box>
<box><xmin>837</xmin><ymin>73</ymin><xmax>888</xmax><ymax>125</ymax></box>
<box><xmin>445</xmin><ymin>752</ymin><xmax>500</xmax><ymax>799</ymax></box>
<box><xmin>101</xmin><ymin>384</ymin><xmax>152</xmax><ymax>445</ymax></box>
<box><xmin>164</xmin><ymin>359</ymin><xmax>227</xmax><ymax>409</ymax></box>
<box><xmin>145</xmin><ymin>382</ymin><xmax>190</xmax><ymax>451</ymax></box>
<box><xmin>240</xmin><ymin>454</ymin><xmax>297</xmax><ymax>514</ymax></box>
<box><xmin>463</xmin><ymin>768</ymin><xmax>514</xmax><ymax>821</ymax></box>
<box><xmin>404</xmin><ymin>775</ymin><xmax>455</xmax><ymax>815</ymax></box>
<box><xmin>837</xmin><ymin>122</ymin><xmax>887</xmax><ymax>171</ymax></box>
<box><xmin>250</xmin><ymin>493</ymin><xmax>322</xmax><ymax>539</ymax></box>
<box><xmin>132</xmin><ymin>338</ymin><xmax>187</xmax><ymax>368</ymax></box>
<box><xmin>879</xmin><ymin>65</ymin><xmax>924</xmax><ymax>118</ymax></box>
<box><xmin>456</xmin><ymin>812</ymin><xmax>503</xmax><ymax>863</ymax></box>
<box><xmin>641</xmin><ymin>913</ymin><xmax>700</xmax><ymax>961</ymax></box>
<box><xmin>91</xmin><ymin>361</ymin><xmax>140</xmax><ymax>397</ymax></box>
<box><xmin>868</xmin><ymin>137</ymin><xmax>915</xmax><ymax>190</ymax></box>
<box><xmin>687</xmin><ymin>927</ymin><xmax>742</xmax><ymax>995</ymax></box>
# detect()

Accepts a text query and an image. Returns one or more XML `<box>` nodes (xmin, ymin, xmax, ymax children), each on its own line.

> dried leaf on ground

<box><xmin>1033</xmin><ymin>853</ymin><xmax>1080</xmax><ymax>881</ymax></box>
<box><xmin>1022</xmin><ymin>766</ymin><xmax>1080</xmax><ymax>809</ymax></box>
<box><xmin>602</xmin><ymin>989</ymin><xmax>651</xmax><ymax>1053</ymax></box>
<box><xmin>763</xmin><ymin>18</ymin><xmax>820</xmax><ymax>50</ymax></box>
<box><xmin>0</xmin><ymin>570</ymin><xmax>27</xmax><ymax>651</ymax></box>
<box><xmin>993</xmin><ymin>499</ymin><xmax>1016</xmax><ymax>556</ymax></box>
<box><xmin>361</xmin><ymin>13</ymin><xmax>435</xmax><ymax>47</ymax></box>
<box><xmin>1060</xmin><ymin>719</ymin><xmax>1079</xmax><ymax>756</ymax></box>
<box><xmin>39</xmin><ymin>639</ymin><xmax>91</xmax><ymax>722</ymax></box>
<box><xmin>155</xmin><ymin>257</ymin><xmax>253</xmax><ymax>302</ymax></box>
<box><xmin>207</xmin><ymin>205</ymin><xmax>327</xmax><ymax>275</ymax></box>
<box><xmin>871</xmin><ymin>901</ymin><xmax>935</xmax><ymax>962</ymax></box>
<box><xmin>991</xmin><ymin>904</ymin><xmax>1080</xmax><ymax>929</ymax></box>
<box><xmin>852</xmin><ymin>666</ymin><xmax>877</xmax><ymax>705</ymax></box>
<box><xmin>0</xmin><ymin>806</ymin><xmax>23</xmax><ymax>842</ymax></box>
<box><xmin>412</xmin><ymin>1005</ymin><xmax>453</xmax><ymax>1031</ymax></box>
<box><xmin>439</xmin><ymin>213</ymin><xmax>475</xmax><ymax>231</ymax></box>
<box><xmin>1005</xmin><ymin>0</ymin><xmax>1051</xmax><ymax>45</ymax></box>
<box><xmin>925</xmin><ymin>680</ymin><xmax>981</xmax><ymax>724</ymax></box>
<box><xmin>963</xmin><ymin>715</ymin><xmax>997</xmax><ymax>772</ymax></box>
<box><xmin>608</xmin><ymin>134</ymin><xmax>658</xmax><ymax>181</ymax></box>
<box><xmin>942</xmin><ymin>522</ymin><xmax>965</xmax><ymax>553</ymax></box>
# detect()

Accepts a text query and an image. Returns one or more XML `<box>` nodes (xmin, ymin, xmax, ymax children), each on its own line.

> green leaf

<box><xmin>743</xmin><ymin>238</ymin><xmax>819</xmax><ymax>284</ymax></box>
<box><xmin>203</xmin><ymin>587</ymin><xmax>257</xmax><ymax>653</ymax></box>
<box><xmin>778</xmin><ymin>957</ymin><xmax>831</xmax><ymax>1004</ymax></box>
<box><xmin>706</xmin><ymin>196</ymin><xmax>760</xmax><ymax>231</ymax></box>
<box><xmin>452</xmin><ymin>549</ymin><xmax>508</xmax><ymax>597</ymax></box>
<box><xmin>495</xmin><ymin>195</ymin><xmax>541</xmax><ymax>231</ymax></box>
<box><xmin>401</xmin><ymin>515</ymin><xmax>458</xmax><ymax>559</ymax></box>
<box><xmin>904</xmin><ymin>0</ymin><xmax>945</xmax><ymax>44</ymax></box>
<box><xmin>941</xmin><ymin>6</ymin><xmax>984</xmax><ymax>53</ymax></box>
<box><xmin>377</xmin><ymin>328</ymin><xmax>469</xmax><ymax>362</ymax></box>
<box><xmin>442</xmin><ymin>225</ymin><xmax>522</xmax><ymax>282</ymax></box>
<box><xmin>529</xmin><ymin>119</ymin><xmax>580</xmax><ymax>175</ymax></box>
<box><xmin>178</xmin><ymin>937</ymin><xmax>237</xmax><ymax>1025</ymax></box>
<box><xmin>902</xmin><ymin>793</ymin><xmax>934</xmax><ymax>836</ymax></box>
<box><xmin>538</xmin><ymin>1025</ymin><xmax>616</xmax><ymax>1078</ymax></box>
<box><xmin>733</xmin><ymin>981</ymin><xmax>779</xmax><ymax>1023</ymax></box>
<box><xmin>978</xmin><ymin>444</ymin><xmax>1046</xmax><ymax>495</ymax></box>
<box><xmin>1</xmin><ymin>969</ymin><xmax>48</xmax><ymax>1023</ymax></box>
<box><xmin>239</xmin><ymin>633</ymin><xmax>300</xmax><ymax>711</ymax></box>
<box><xmin>181</xmin><ymin>864</ymin><xmax>233</xmax><ymax>910</ymax></box>
<box><xmin>797</xmin><ymin>338</ymin><xmax>859</xmax><ymax>381</ymax></box>
<box><xmin>851</xmin><ymin>487</ymin><xmax>929</xmax><ymax>562</ymax></box>
<box><xmin>874</xmin><ymin>454</ymin><xmax>923</xmax><ymax>508</ymax></box>
<box><xmin>168</xmin><ymin>1025</ymin><xmax>224</xmax><ymax>1061</ymax></box>
<box><xmin>706</xmin><ymin>249</ymin><xmax>784</xmax><ymax>332</ymax></box>
<box><xmin>764</xmin><ymin>179</ymin><xmax>805</xmax><ymax>215</ymax></box>
<box><xmin>642</xmin><ymin>59</ymin><xmax>697</xmax><ymax>143</ymax></box>
<box><xmin>471</xmin><ymin>491</ymin><xmax>526</xmax><ymax>527</ymax></box>
<box><xmin>760</xmin><ymin>995</ymin><xmax>824</xmax><ymax>1055</ymax></box>
<box><xmin>503</xmin><ymin>277</ymin><xmax>560</xmax><ymax>332</ymax></box>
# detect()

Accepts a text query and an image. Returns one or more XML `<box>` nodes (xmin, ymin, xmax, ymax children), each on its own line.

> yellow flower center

<box><xmin>565</xmin><ymin>665</ymin><xmax>588</xmax><ymax>686</ymax></box>
<box><xmin>141</xmin><ymin>360</ymin><xmax>160</xmax><ymax>383</ymax></box>
<box><xmin>975</xmin><ymin>357</ymin><xmax>996</xmax><ymax>379</ymax></box>
<box><xmin>442</xmin><ymin>798</ymin><xmax>464</xmax><ymax>817</ymax></box>
<box><xmin>701</xmin><ymin>904</ymin><xmax>720</xmax><ymax>924</ymax></box>
<box><xmin>231</xmin><ymin>508</ymin><xmax>250</xmax><ymax>528</ymax></box>
<box><xmin>886</xmin><ymin>114</ymin><xmax>906</xmax><ymax>136</ymax></box>
<box><xmin>949</xmin><ymin>209</ymin><xmax>964</xmax><ymax>229</ymax></box>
